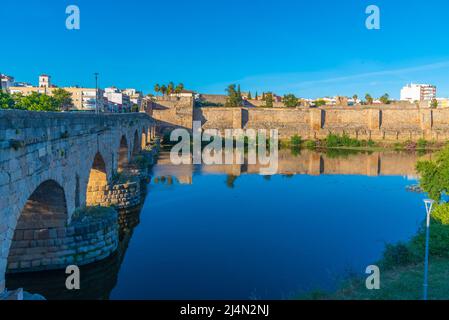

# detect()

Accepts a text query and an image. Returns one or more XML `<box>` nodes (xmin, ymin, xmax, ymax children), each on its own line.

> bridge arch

<box><xmin>132</xmin><ymin>130</ymin><xmax>140</xmax><ymax>156</ymax></box>
<box><xmin>118</xmin><ymin>136</ymin><xmax>129</xmax><ymax>173</ymax></box>
<box><xmin>86</xmin><ymin>152</ymin><xmax>109</xmax><ymax>206</ymax></box>
<box><xmin>7</xmin><ymin>180</ymin><xmax>67</xmax><ymax>273</ymax></box>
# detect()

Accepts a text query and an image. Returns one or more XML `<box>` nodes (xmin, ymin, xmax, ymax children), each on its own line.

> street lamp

<box><xmin>423</xmin><ymin>199</ymin><xmax>435</xmax><ymax>301</ymax></box>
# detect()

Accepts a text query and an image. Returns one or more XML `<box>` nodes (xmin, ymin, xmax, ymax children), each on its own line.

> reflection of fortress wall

<box><xmin>153</xmin><ymin>150</ymin><xmax>431</xmax><ymax>179</ymax></box>
<box><xmin>153</xmin><ymin>103</ymin><xmax>449</xmax><ymax>141</ymax></box>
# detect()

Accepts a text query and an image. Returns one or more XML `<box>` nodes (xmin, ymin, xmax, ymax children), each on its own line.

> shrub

<box><xmin>291</xmin><ymin>135</ymin><xmax>302</xmax><ymax>146</ymax></box>
<box><xmin>417</xmin><ymin>139</ymin><xmax>428</xmax><ymax>150</ymax></box>
<box><xmin>430</xmin><ymin>203</ymin><xmax>449</xmax><ymax>225</ymax></box>
<box><xmin>367</xmin><ymin>140</ymin><xmax>376</xmax><ymax>148</ymax></box>
<box><xmin>304</xmin><ymin>140</ymin><xmax>316</xmax><ymax>149</ymax></box>
<box><xmin>409</xmin><ymin>222</ymin><xmax>449</xmax><ymax>259</ymax></box>
<box><xmin>380</xmin><ymin>243</ymin><xmax>415</xmax><ymax>270</ymax></box>
<box><xmin>325</xmin><ymin>134</ymin><xmax>361</xmax><ymax>148</ymax></box>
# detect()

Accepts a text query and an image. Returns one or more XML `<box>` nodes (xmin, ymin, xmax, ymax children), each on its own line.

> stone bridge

<box><xmin>0</xmin><ymin>110</ymin><xmax>157</xmax><ymax>293</ymax></box>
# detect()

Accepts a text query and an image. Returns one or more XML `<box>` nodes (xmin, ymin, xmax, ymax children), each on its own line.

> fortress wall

<box><xmin>323</xmin><ymin>109</ymin><xmax>370</xmax><ymax>130</ymax></box>
<box><xmin>381</xmin><ymin>109</ymin><xmax>421</xmax><ymax>130</ymax></box>
<box><xmin>153</xmin><ymin>102</ymin><xmax>449</xmax><ymax>141</ymax></box>
<box><xmin>194</xmin><ymin>107</ymin><xmax>235</xmax><ymax>130</ymax></box>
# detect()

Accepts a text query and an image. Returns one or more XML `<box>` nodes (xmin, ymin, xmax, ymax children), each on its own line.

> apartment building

<box><xmin>123</xmin><ymin>88</ymin><xmax>143</xmax><ymax>109</ymax></box>
<box><xmin>9</xmin><ymin>75</ymin><xmax>104</xmax><ymax>111</ymax></box>
<box><xmin>104</xmin><ymin>87</ymin><xmax>131</xmax><ymax>113</ymax></box>
<box><xmin>400</xmin><ymin>84</ymin><xmax>437</xmax><ymax>102</ymax></box>
<box><xmin>1</xmin><ymin>74</ymin><xmax>15</xmax><ymax>92</ymax></box>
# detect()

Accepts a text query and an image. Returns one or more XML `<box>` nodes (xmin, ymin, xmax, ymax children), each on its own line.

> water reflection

<box><xmin>152</xmin><ymin>148</ymin><xmax>432</xmax><ymax>186</ymax></box>
<box><xmin>6</xmin><ymin>148</ymin><xmax>432</xmax><ymax>300</ymax></box>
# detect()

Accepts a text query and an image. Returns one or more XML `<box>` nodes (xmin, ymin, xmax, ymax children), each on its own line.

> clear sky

<box><xmin>2</xmin><ymin>0</ymin><xmax>449</xmax><ymax>99</ymax></box>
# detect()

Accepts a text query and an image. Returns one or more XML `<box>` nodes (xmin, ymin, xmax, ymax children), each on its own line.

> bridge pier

<box><xmin>0</xmin><ymin>110</ymin><xmax>157</xmax><ymax>296</ymax></box>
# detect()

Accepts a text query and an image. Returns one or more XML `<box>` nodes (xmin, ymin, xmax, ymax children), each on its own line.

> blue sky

<box><xmin>2</xmin><ymin>0</ymin><xmax>449</xmax><ymax>98</ymax></box>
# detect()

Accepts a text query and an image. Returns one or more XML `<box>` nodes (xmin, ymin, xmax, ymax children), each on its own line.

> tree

<box><xmin>255</xmin><ymin>92</ymin><xmax>258</xmax><ymax>100</ymax></box>
<box><xmin>431</xmin><ymin>98</ymin><xmax>439</xmax><ymax>109</ymax></box>
<box><xmin>175</xmin><ymin>83</ymin><xmax>184</xmax><ymax>94</ymax></box>
<box><xmin>417</xmin><ymin>146</ymin><xmax>449</xmax><ymax>201</ymax></box>
<box><xmin>365</xmin><ymin>93</ymin><xmax>374</xmax><ymax>105</ymax></box>
<box><xmin>247</xmin><ymin>91</ymin><xmax>252</xmax><ymax>100</ymax></box>
<box><xmin>225</xmin><ymin>84</ymin><xmax>243</xmax><ymax>107</ymax></box>
<box><xmin>353</xmin><ymin>95</ymin><xmax>358</xmax><ymax>104</ymax></box>
<box><xmin>265</xmin><ymin>92</ymin><xmax>274</xmax><ymax>108</ymax></box>
<box><xmin>379</xmin><ymin>93</ymin><xmax>390</xmax><ymax>105</ymax></box>
<box><xmin>52</xmin><ymin>88</ymin><xmax>74</xmax><ymax>111</ymax></box>
<box><xmin>154</xmin><ymin>84</ymin><xmax>160</xmax><ymax>95</ymax></box>
<box><xmin>15</xmin><ymin>92</ymin><xmax>59</xmax><ymax>111</ymax></box>
<box><xmin>0</xmin><ymin>92</ymin><xmax>15</xmax><ymax>109</ymax></box>
<box><xmin>283</xmin><ymin>94</ymin><xmax>298</xmax><ymax>108</ymax></box>
<box><xmin>314</xmin><ymin>99</ymin><xmax>326</xmax><ymax>107</ymax></box>
<box><xmin>160</xmin><ymin>85</ymin><xmax>167</xmax><ymax>96</ymax></box>
<box><xmin>167</xmin><ymin>82</ymin><xmax>175</xmax><ymax>96</ymax></box>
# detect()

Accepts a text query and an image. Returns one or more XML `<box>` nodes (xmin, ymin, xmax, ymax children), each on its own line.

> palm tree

<box><xmin>365</xmin><ymin>93</ymin><xmax>373</xmax><ymax>105</ymax></box>
<box><xmin>154</xmin><ymin>84</ymin><xmax>160</xmax><ymax>96</ymax></box>
<box><xmin>167</xmin><ymin>82</ymin><xmax>175</xmax><ymax>96</ymax></box>
<box><xmin>160</xmin><ymin>85</ymin><xmax>167</xmax><ymax>97</ymax></box>
<box><xmin>175</xmin><ymin>83</ymin><xmax>184</xmax><ymax>95</ymax></box>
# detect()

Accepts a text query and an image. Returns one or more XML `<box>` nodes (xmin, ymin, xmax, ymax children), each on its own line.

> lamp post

<box><xmin>423</xmin><ymin>199</ymin><xmax>435</xmax><ymax>301</ymax></box>
<box><xmin>94</xmin><ymin>72</ymin><xmax>99</xmax><ymax>115</ymax></box>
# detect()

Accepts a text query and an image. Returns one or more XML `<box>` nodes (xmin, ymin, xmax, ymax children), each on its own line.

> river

<box><xmin>6</xmin><ymin>149</ymin><xmax>431</xmax><ymax>300</ymax></box>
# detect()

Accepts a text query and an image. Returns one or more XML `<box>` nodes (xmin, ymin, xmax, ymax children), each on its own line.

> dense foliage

<box><xmin>283</xmin><ymin>94</ymin><xmax>298</xmax><ymax>108</ymax></box>
<box><xmin>0</xmin><ymin>90</ymin><xmax>73</xmax><ymax>112</ymax></box>
<box><xmin>416</xmin><ymin>146</ymin><xmax>449</xmax><ymax>201</ymax></box>
<box><xmin>225</xmin><ymin>84</ymin><xmax>243</xmax><ymax>107</ymax></box>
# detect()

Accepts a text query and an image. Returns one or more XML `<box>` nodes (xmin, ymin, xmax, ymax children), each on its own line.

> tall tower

<box><xmin>39</xmin><ymin>74</ymin><xmax>51</xmax><ymax>88</ymax></box>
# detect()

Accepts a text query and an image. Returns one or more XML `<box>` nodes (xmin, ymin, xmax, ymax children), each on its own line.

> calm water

<box><xmin>7</xmin><ymin>149</ymin><xmax>429</xmax><ymax>300</ymax></box>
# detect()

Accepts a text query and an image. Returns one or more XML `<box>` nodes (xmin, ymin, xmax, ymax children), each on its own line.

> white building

<box><xmin>39</xmin><ymin>74</ymin><xmax>51</xmax><ymax>88</ymax></box>
<box><xmin>104</xmin><ymin>87</ymin><xmax>131</xmax><ymax>113</ymax></box>
<box><xmin>123</xmin><ymin>88</ymin><xmax>143</xmax><ymax>109</ymax></box>
<box><xmin>1</xmin><ymin>74</ymin><xmax>15</xmax><ymax>91</ymax></box>
<box><xmin>400</xmin><ymin>84</ymin><xmax>436</xmax><ymax>102</ymax></box>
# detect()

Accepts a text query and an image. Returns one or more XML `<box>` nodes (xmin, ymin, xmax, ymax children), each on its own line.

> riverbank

<box><xmin>280</xmin><ymin>133</ymin><xmax>445</xmax><ymax>153</ymax></box>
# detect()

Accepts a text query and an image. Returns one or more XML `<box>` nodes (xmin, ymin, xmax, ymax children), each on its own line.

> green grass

<box><xmin>330</xmin><ymin>258</ymin><xmax>449</xmax><ymax>300</ymax></box>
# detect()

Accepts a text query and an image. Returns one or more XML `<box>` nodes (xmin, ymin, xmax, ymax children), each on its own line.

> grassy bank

<box><xmin>330</xmin><ymin>258</ymin><xmax>449</xmax><ymax>300</ymax></box>
<box><xmin>280</xmin><ymin>134</ymin><xmax>444</xmax><ymax>153</ymax></box>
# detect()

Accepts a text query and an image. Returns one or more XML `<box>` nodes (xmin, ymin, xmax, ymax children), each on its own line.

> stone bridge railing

<box><xmin>0</xmin><ymin>110</ymin><xmax>157</xmax><ymax>293</ymax></box>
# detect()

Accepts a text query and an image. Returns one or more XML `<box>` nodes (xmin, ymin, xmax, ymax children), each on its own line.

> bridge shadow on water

<box><xmin>5</xmin><ymin>205</ymin><xmax>144</xmax><ymax>300</ymax></box>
